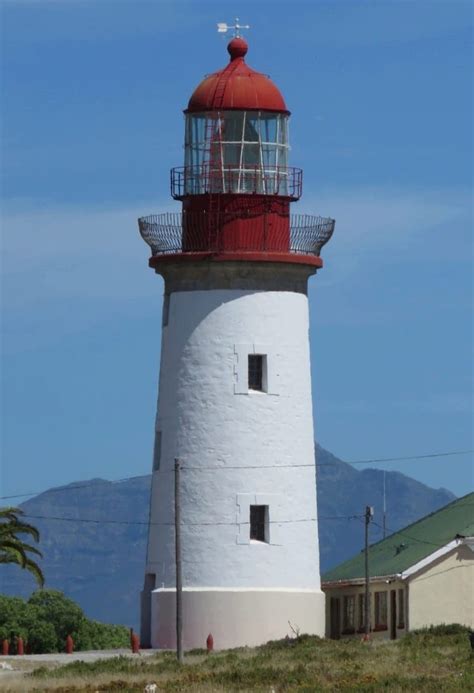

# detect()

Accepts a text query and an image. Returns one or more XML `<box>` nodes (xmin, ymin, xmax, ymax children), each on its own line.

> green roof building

<box><xmin>321</xmin><ymin>493</ymin><xmax>474</xmax><ymax>639</ymax></box>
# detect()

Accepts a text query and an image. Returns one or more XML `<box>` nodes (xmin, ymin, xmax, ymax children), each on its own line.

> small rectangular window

<box><xmin>250</xmin><ymin>505</ymin><xmax>268</xmax><ymax>543</ymax></box>
<box><xmin>342</xmin><ymin>595</ymin><xmax>356</xmax><ymax>633</ymax></box>
<box><xmin>248</xmin><ymin>354</ymin><xmax>266</xmax><ymax>391</ymax></box>
<box><xmin>162</xmin><ymin>295</ymin><xmax>170</xmax><ymax>327</ymax></box>
<box><xmin>153</xmin><ymin>431</ymin><xmax>162</xmax><ymax>471</ymax></box>
<box><xmin>397</xmin><ymin>588</ymin><xmax>405</xmax><ymax>628</ymax></box>
<box><xmin>374</xmin><ymin>591</ymin><xmax>388</xmax><ymax>629</ymax></box>
<box><xmin>358</xmin><ymin>593</ymin><xmax>371</xmax><ymax>631</ymax></box>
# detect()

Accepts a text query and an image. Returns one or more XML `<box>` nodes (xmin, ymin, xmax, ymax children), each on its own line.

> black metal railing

<box><xmin>171</xmin><ymin>165</ymin><xmax>303</xmax><ymax>200</ymax></box>
<box><xmin>138</xmin><ymin>212</ymin><xmax>335</xmax><ymax>257</ymax></box>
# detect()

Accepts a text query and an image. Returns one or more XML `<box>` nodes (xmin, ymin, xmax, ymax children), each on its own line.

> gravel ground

<box><xmin>0</xmin><ymin>649</ymin><xmax>159</xmax><ymax>684</ymax></box>
<box><xmin>1</xmin><ymin>649</ymin><xmax>159</xmax><ymax>664</ymax></box>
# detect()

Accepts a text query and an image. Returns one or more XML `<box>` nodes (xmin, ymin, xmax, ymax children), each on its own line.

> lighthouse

<box><xmin>138</xmin><ymin>33</ymin><xmax>335</xmax><ymax>650</ymax></box>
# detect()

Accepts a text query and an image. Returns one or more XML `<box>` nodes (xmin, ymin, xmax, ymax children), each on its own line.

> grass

<box><xmin>2</xmin><ymin>627</ymin><xmax>473</xmax><ymax>692</ymax></box>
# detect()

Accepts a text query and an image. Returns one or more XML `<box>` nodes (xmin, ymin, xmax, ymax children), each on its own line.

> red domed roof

<box><xmin>186</xmin><ymin>38</ymin><xmax>289</xmax><ymax>114</ymax></box>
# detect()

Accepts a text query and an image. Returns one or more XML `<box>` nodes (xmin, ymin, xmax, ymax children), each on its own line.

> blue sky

<box><xmin>2</xmin><ymin>0</ymin><xmax>472</xmax><ymax>500</ymax></box>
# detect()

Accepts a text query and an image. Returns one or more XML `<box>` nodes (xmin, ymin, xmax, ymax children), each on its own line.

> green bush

<box><xmin>74</xmin><ymin>619</ymin><xmax>129</xmax><ymax>651</ymax></box>
<box><xmin>28</xmin><ymin>590</ymin><xmax>84</xmax><ymax>644</ymax></box>
<box><xmin>27</xmin><ymin>621</ymin><xmax>58</xmax><ymax>654</ymax></box>
<box><xmin>0</xmin><ymin>591</ymin><xmax>129</xmax><ymax>653</ymax></box>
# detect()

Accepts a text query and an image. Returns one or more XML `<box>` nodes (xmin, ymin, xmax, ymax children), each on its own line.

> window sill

<box><xmin>373</xmin><ymin>625</ymin><xmax>388</xmax><ymax>632</ymax></box>
<box><xmin>249</xmin><ymin>539</ymin><xmax>269</xmax><ymax>545</ymax></box>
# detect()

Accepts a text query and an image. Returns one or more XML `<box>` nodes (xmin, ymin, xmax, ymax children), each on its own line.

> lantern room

<box><xmin>138</xmin><ymin>36</ymin><xmax>335</xmax><ymax>267</ymax></box>
<box><xmin>173</xmin><ymin>37</ymin><xmax>297</xmax><ymax>200</ymax></box>
<box><xmin>180</xmin><ymin>110</ymin><xmax>292</xmax><ymax>197</ymax></box>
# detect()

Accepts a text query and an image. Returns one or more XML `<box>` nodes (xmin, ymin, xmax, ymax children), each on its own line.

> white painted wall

<box><xmin>408</xmin><ymin>544</ymin><xmax>474</xmax><ymax>630</ymax></box>
<box><xmin>151</xmin><ymin>588</ymin><xmax>325</xmax><ymax>650</ymax></box>
<box><xmin>143</xmin><ymin>288</ymin><xmax>324</xmax><ymax>645</ymax></box>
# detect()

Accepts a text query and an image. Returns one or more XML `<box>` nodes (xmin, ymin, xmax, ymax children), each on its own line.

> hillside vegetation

<box><xmin>4</xmin><ymin>626</ymin><xmax>472</xmax><ymax>692</ymax></box>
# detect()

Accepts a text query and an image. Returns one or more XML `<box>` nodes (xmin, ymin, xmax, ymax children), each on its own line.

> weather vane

<box><xmin>217</xmin><ymin>17</ymin><xmax>250</xmax><ymax>38</ymax></box>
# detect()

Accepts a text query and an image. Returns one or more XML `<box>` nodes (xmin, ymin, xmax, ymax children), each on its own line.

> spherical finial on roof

<box><xmin>228</xmin><ymin>37</ymin><xmax>248</xmax><ymax>61</ymax></box>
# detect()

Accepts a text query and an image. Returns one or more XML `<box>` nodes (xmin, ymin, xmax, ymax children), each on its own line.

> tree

<box><xmin>0</xmin><ymin>593</ymin><xmax>129</xmax><ymax>653</ymax></box>
<box><xmin>0</xmin><ymin>507</ymin><xmax>44</xmax><ymax>587</ymax></box>
<box><xmin>28</xmin><ymin>590</ymin><xmax>84</xmax><ymax>644</ymax></box>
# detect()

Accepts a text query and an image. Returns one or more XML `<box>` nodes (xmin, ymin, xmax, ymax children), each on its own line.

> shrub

<box><xmin>28</xmin><ymin>590</ymin><xmax>84</xmax><ymax>645</ymax></box>
<box><xmin>27</xmin><ymin>621</ymin><xmax>58</xmax><ymax>654</ymax></box>
<box><xmin>0</xmin><ymin>592</ymin><xmax>128</xmax><ymax>653</ymax></box>
<box><xmin>74</xmin><ymin>620</ymin><xmax>129</xmax><ymax>651</ymax></box>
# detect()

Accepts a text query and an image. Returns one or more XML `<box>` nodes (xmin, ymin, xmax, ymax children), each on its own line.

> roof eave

<box><xmin>323</xmin><ymin>536</ymin><xmax>470</xmax><ymax>587</ymax></box>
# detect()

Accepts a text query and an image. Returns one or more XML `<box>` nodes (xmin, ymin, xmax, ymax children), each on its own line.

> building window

<box><xmin>248</xmin><ymin>354</ymin><xmax>267</xmax><ymax>391</ymax></box>
<box><xmin>162</xmin><ymin>295</ymin><xmax>170</xmax><ymax>327</ymax></box>
<box><xmin>342</xmin><ymin>595</ymin><xmax>356</xmax><ymax>633</ymax></box>
<box><xmin>153</xmin><ymin>431</ymin><xmax>162</xmax><ymax>471</ymax></box>
<box><xmin>374</xmin><ymin>591</ymin><xmax>388</xmax><ymax>630</ymax></box>
<box><xmin>398</xmin><ymin>588</ymin><xmax>405</xmax><ymax>628</ymax></box>
<box><xmin>250</xmin><ymin>505</ymin><xmax>269</xmax><ymax>543</ymax></box>
<box><xmin>358</xmin><ymin>593</ymin><xmax>370</xmax><ymax>632</ymax></box>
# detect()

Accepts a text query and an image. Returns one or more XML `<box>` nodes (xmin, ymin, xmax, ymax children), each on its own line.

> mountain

<box><xmin>0</xmin><ymin>446</ymin><xmax>454</xmax><ymax>629</ymax></box>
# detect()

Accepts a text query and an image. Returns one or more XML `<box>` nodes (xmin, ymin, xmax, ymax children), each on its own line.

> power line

<box><xmin>1</xmin><ymin>449</ymin><xmax>471</xmax><ymax>502</ymax></box>
<box><xmin>342</xmin><ymin>449</ymin><xmax>473</xmax><ymax>466</ymax></box>
<box><xmin>21</xmin><ymin>512</ymin><xmax>364</xmax><ymax>528</ymax></box>
<box><xmin>370</xmin><ymin>520</ymin><xmax>441</xmax><ymax>548</ymax></box>
<box><xmin>175</xmin><ymin>450</ymin><xmax>474</xmax><ymax>471</ymax></box>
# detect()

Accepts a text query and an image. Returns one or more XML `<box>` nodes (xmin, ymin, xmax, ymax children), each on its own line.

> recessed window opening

<box><xmin>248</xmin><ymin>354</ymin><xmax>267</xmax><ymax>392</ymax></box>
<box><xmin>250</xmin><ymin>505</ymin><xmax>269</xmax><ymax>543</ymax></box>
<box><xmin>397</xmin><ymin>589</ymin><xmax>405</xmax><ymax>628</ymax></box>
<box><xmin>343</xmin><ymin>595</ymin><xmax>356</xmax><ymax>633</ymax></box>
<box><xmin>375</xmin><ymin>591</ymin><xmax>388</xmax><ymax>629</ymax></box>
<box><xmin>153</xmin><ymin>431</ymin><xmax>162</xmax><ymax>471</ymax></box>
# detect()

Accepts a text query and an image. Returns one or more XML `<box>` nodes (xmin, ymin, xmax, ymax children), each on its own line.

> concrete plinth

<box><xmin>150</xmin><ymin>587</ymin><xmax>326</xmax><ymax>650</ymax></box>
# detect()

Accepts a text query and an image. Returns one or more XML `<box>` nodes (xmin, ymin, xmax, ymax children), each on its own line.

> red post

<box><xmin>17</xmin><ymin>637</ymin><xmax>24</xmax><ymax>656</ymax></box>
<box><xmin>66</xmin><ymin>635</ymin><xmax>74</xmax><ymax>654</ymax></box>
<box><xmin>131</xmin><ymin>632</ymin><xmax>140</xmax><ymax>654</ymax></box>
<box><xmin>206</xmin><ymin>633</ymin><xmax>214</xmax><ymax>653</ymax></box>
<box><xmin>2</xmin><ymin>639</ymin><xmax>9</xmax><ymax>656</ymax></box>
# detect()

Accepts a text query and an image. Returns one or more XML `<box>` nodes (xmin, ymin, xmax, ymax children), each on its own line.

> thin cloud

<box><xmin>2</xmin><ymin>185</ymin><xmax>470</xmax><ymax>305</ymax></box>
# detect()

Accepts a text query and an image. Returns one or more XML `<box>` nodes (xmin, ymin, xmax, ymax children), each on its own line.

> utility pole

<box><xmin>364</xmin><ymin>505</ymin><xmax>374</xmax><ymax>638</ymax></box>
<box><xmin>174</xmin><ymin>458</ymin><xmax>183</xmax><ymax>664</ymax></box>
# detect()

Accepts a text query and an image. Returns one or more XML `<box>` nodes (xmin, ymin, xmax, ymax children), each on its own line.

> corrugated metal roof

<box><xmin>322</xmin><ymin>492</ymin><xmax>474</xmax><ymax>583</ymax></box>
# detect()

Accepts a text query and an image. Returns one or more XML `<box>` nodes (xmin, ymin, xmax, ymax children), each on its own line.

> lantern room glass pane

<box><xmin>184</xmin><ymin>111</ymin><xmax>290</xmax><ymax>195</ymax></box>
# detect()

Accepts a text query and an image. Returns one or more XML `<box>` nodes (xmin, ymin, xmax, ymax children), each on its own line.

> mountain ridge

<box><xmin>0</xmin><ymin>445</ymin><xmax>454</xmax><ymax>628</ymax></box>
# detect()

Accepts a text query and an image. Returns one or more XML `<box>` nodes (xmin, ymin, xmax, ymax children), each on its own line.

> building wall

<box><xmin>323</xmin><ymin>581</ymin><xmax>407</xmax><ymax>640</ymax></box>
<box><xmin>408</xmin><ymin>544</ymin><xmax>474</xmax><ymax>630</ymax></box>
<box><xmin>146</xmin><ymin>287</ymin><xmax>321</xmax><ymax>590</ymax></box>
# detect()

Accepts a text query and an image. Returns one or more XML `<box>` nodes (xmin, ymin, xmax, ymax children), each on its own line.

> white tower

<box><xmin>138</xmin><ymin>35</ymin><xmax>335</xmax><ymax>650</ymax></box>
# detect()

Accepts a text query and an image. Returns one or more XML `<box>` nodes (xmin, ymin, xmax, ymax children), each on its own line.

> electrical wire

<box><xmin>21</xmin><ymin>512</ymin><xmax>364</xmax><ymax>528</ymax></box>
<box><xmin>1</xmin><ymin>449</ymin><xmax>472</xmax><ymax>501</ymax></box>
<box><xmin>369</xmin><ymin>519</ymin><xmax>441</xmax><ymax>548</ymax></box>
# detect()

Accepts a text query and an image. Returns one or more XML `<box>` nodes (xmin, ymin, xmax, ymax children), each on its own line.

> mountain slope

<box><xmin>0</xmin><ymin>446</ymin><xmax>454</xmax><ymax>628</ymax></box>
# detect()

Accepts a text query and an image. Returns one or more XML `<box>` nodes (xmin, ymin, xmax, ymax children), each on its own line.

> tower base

<box><xmin>149</xmin><ymin>588</ymin><xmax>325</xmax><ymax>650</ymax></box>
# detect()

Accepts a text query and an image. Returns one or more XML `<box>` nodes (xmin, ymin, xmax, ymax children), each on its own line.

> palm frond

<box><xmin>0</xmin><ymin>540</ymin><xmax>28</xmax><ymax>567</ymax></box>
<box><xmin>23</xmin><ymin>556</ymin><xmax>45</xmax><ymax>587</ymax></box>
<box><xmin>1</xmin><ymin>506</ymin><xmax>44</xmax><ymax>587</ymax></box>
<box><xmin>0</xmin><ymin>521</ymin><xmax>40</xmax><ymax>543</ymax></box>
